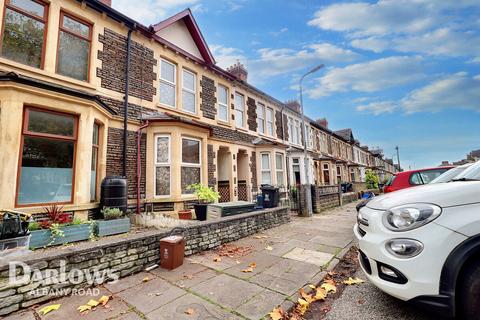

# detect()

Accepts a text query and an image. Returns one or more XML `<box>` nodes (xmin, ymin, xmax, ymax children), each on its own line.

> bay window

<box><xmin>275</xmin><ymin>153</ymin><xmax>284</xmax><ymax>187</ymax></box>
<box><xmin>234</xmin><ymin>93</ymin><xmax>245</xmax><ymax>128</ymax></box>
<box><xmin>57</xmin><ymin>12</ymin><xmax>91</xmax><ymax>81</ymax></box>
<box><xmin>257</xmin><ymin>103</ymin><xmax>265</xmax><ymax>133</ymax></box>
<box><xmin>159</xmin><ymin>59</ymin><xmax>176</xmax><ymax>107</ymax></box>
<box><xmin>1</xmin><ymin>0</ymin><xmax>48</xmax><ymax>68</ymax></box>
<box><xmin>266</xmin><ymin>107</ymin><xmax>273</xmax><ymax>136</ymax></box>
<box><xmin>217</xmin><ymin>84</ymin><xmax>228</xmax><ymax>122</ymax></box>
<box><xmin>181</xmin><ymin>138</ymin><xmax>201</xmax><ymax>194</ymax></box>
<box><xmin>182</xmin><ymin>69</ymin><xmax>196</xmax><ymax>113</ymax></box>
<box><xmin>90</xmin><ymin>123</ymin><xmax>99</xmax><ymax>201</ymax></box>
<box><xmin>17</xmin><ymin>108</ymin><xmax>77</xmax><ymax>206</ymax></box>
<box><xmin>154</xmin><ymin>135</ymin><xmax>170</xmax><ymax>196</ymax></box>
<box><xmin>260</xmin><ymin>153</ymin><xmax>272</xmax><ymax>185</ymax></box>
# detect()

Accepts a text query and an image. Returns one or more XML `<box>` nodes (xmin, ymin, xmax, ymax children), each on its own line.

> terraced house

<box><xmin>0</xmin><ymin>0</ymin><xmax>397</xmax><ymax>219</ymax></box>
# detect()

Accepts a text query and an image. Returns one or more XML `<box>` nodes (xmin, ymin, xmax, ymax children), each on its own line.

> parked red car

<box><xmin>383</xmin><ymin>166</ymin><xmax>454</xmax><ymax>193</ymax></box>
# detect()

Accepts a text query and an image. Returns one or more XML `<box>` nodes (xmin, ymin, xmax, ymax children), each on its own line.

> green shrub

<box><xmin>186</xmin><ymin>184</ymin><xmax>220</xmax><ymax>204</ymax></box>
<box><xmin>101</xmin><ymin>207</ymin><xmax>125</xmax><ymax>220</ymax></box>
<box><xmin>365</xmin><ymin>169</ymin><xmax>379</xmax><ymax>189</ymax></box>
<box><xmin>71</xmin><ymin>217</ymin><xmax>84</xmax><ymax>225</ymax></box>
<box><xmin>28</xmin><ymin>221</ymin><xmax>41</xmax><ymax>231</ymax></box>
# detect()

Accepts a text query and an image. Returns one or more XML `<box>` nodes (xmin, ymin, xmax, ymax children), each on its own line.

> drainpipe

<box><xmin>136</xmin><ymin>121</ymin><xmax>149</xmax><ymax>214</ymax></box>
<box><xmin>123</xmin><ymin>26</ymin><xmax>135</xmax><ymax>178</ymax></box>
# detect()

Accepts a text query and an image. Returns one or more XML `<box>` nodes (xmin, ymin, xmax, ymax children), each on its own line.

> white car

<box><xmin>354</xmin><ymin>161</ymin><xmax>480</xmax><ymax>319</ymax></box>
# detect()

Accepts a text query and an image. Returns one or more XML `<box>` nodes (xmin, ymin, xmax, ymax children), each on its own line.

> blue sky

<box><xmin>113</xmin><ymin>0</ymin><xmax>480</xmax><ymax>169</ymax></box>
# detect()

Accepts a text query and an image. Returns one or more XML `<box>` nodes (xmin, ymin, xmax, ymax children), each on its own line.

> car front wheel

<box><xmin>459</xmin><ymin>260</ymin><xmax>480</xmax><ymax>320</ymax></box>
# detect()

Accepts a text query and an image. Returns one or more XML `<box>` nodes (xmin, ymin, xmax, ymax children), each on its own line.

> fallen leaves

<box><xmin>268</xmin><ymin>307</ymin><xmax>284</xmax><ymax>320</ymax></box>
<box><xmin>213</xmin><ymin>257</ymin><xmax>222</xmax><ymax>262</ymax></box>
<box><xmin>320</xmin><ymin>282</ymin><xmax>337</xmax><ymax>294</ymax></box>
<box><xmin>39</xmin><ymin>304</ymin><xmax>61</xmax><ymax>315</ymax></box>
<box><xmin>77</xmin><ymin>296</ymin><xmax>112</xmax><ymax>315</ymax></box>
<box><xmin>265</xmin><ymin>246</ymin><xmax>273</xmax><ymax>251</ymax></box>
<box><xmin>142</xmin><ymin>277</ymin><xmax>150</xmax><ymax>282</ymax></box>
<box><xmin>343</xmin><ymin>277</ymin><xmax>365</xmax><ymax>285</ymax></box>
<box><xmin>215</xmin><ymin>244</ymin><xmax>253</xmax><ymax>258</ymax></box>
<box><xmin>184</xmin><ymin>307</ymin><xmax>195</xmax><ymax>315</ymax></box>
<box><xmin>242</xmin><ymin>262</ymin><xmax>257</xmax><ymax>273</ymax></box>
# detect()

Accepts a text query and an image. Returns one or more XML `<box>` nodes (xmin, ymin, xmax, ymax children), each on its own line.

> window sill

<box><xmin>157</xmin><ymin>104</ymin><xmax>201</xmax><ymax>120</ymax></box>
<box><xmin>217</xmin><ymin>120</ymin><xmax>231</xmax><ymax>127</ymax></box>
<box><xmin>236</xmin><ymin>127</ymin><xmax>249</xmax><ymax>133</ymax></box>
<box><xmin>0</xmin><ymin>58</ymin><xmax>96</xmax><ymax>90</ymax></box>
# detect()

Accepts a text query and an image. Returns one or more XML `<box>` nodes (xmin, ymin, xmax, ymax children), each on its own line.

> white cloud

<box><xmin>350</xmin><ymin>37</ymin><xmax>389</xmax><ymax>53</ymax></box>
<box><xmin>307</xmin><ymin>56</ymin><xmax>424</xmax><ymax>98</ymax></box>
<box><xmin>401</xmin><ymin>72</ymin><xmax>480</xmax><ymax>113</ymax></box>
<box><xmin>212</xmin><ymin>43</ymin><xmax>359</xmax><ymax>84</ymax></box>
<box><xmin>113</xmin><ymin>0</ymin><xmax>199</xmax><ymax>24</ymax></box>
<box><xmin>356</xmin><ymin>101</ymin><xmax>397</xmax><ymax>115</ymax></box>
<box><xmin>269</xmin><ymin>27</ymin><xmax>289</xmax><ymax>37</ymax></box>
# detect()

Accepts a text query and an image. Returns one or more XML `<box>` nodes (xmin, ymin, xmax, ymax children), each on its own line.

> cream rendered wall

<box><xmin>155</xmin><ymin>20</ymin><xmax>204</xmax><ymax>61</ymax></box>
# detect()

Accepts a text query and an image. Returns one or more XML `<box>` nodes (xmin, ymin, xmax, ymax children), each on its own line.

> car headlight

<box><xmin>383</xmin><ymin>203</ymin><xmax>442</xmax><ymax>231</ymax></box>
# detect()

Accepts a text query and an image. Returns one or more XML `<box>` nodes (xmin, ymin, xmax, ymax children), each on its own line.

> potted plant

<box><xmin>187</xmin><ymin>184</ymin><xmax>220</xmax><ymax>221</ymax></box>
<box><xmin>29</xmin><ymin>205</ymin><xmax>92</xmax><ymax>249</ymax></box>
<box><xmin>177</xmin><ymin>209</ymin><xmax>192</xmax><ymax>220</ymax></box>
<box><xmin>95</xmin><ymin>207</ymin><xmax>131</xmax><ymax>237</ymax></box>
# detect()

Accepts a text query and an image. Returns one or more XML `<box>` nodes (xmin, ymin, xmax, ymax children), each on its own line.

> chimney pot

<box><xmin>285</xmin><ymin>100</ymin><xmax>301</xmax><ymax>113</ymax></box>
<box><xmin>316</xmin><ymin>117</ymin><xmax>328</xmax><ymax>129</ymax></box>
<box><xmin>227</xmin><ymin>61</ymin><xmax>248</xmax><ymax>82</ymax></box>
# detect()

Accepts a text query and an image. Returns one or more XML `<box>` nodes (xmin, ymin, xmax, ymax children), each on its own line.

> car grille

<box><xmin>357</xmin><ymin>225</ymin><xmax>366</xmax><ymax>237</ymax></box>
<box><xmin>358</xmin><ymin>249</ymin><xmax>372</xmax><ymax>275</ymax></box>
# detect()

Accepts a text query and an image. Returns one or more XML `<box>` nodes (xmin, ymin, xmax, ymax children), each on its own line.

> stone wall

<box><xmin>250</xmin><ymin>151</ymin><xmax>257</xmax><ymax>191</ymax></box>
<box><xmin>207</xmin><ymin>144</ymin><xmax>217</xmax><ymax>188</ymax></box>
<box><xmin>246</xmin><ymin>97</ymin><xmax>257</xmax><ymax>132</ymax></box>
<box><xmin>97</xmin><ymin>28</ymin><xmax>157</xmax><ymax>101</ymax></box>
<box><xmin>311</xmin><ymin>185</ymin><xmax>341</xmax><ymax>213</ymax></box>
<box><xmin>275</xmin><ymin>110</ymin><xmax>283</xmax><ymax>139</ymax></box>
<box><xmin>199</xmin><ymin>75</ymin><xmax>217</xmax><ymax>120</ymax></box>
<box><xmin>0</xmin><ymin>207</ymin><xmax>289</xmax><ymax>316</ymax></box>
<box><xmin>341</xmin><ymin>192</ymin><xmax>358</xmax><ymax>205</ymax></box>
<box><xmin>106</xmin><ymin>128</ymin><xmax>146</xmax><ymax>199</ymax></box>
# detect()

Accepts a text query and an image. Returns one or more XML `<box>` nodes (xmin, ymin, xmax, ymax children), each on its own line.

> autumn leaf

<box><xmin>98</xmin><ymin>295</ymin><xmax>110</xmax><ymax>306</ymax></box>
<box><xmin>265</xmin><ymin>246</ymin><xmax>273</xmax><ymax>251</ymax></box>
<box><xmin>343</xmin><ymin>277</ymin><xmax>365</xmax><ymax>285</ymax></box>
<box><xmin>142</xmin><ymin>277</ymin><xmax>150</xmax><ymax>282</ymax></box>
<box><xmin>39</xmin><ymin>304</ymin><xmax>61</xmax><ymax>315</ymax></box>
<box><xmin>213</xmin><ymin>257</ymin><xmax>222</xmax><ymax>262</ymax></box>
<box><xmin>321</xmin><ymin>282</ymin><xmax>337</xmax><ymax>294</ymax></box>
<box><xmin>308</xmin><ymin>284</ymin><xmax>316</xmax><ymax>289</ymax></box>
<box><xmin>249</xmin><ymin>262</ymin><xmax>257</xmax><ymax>268</ymax></box>
<box><xmin>297</xmin><ymin>298</ymin><xmax>310</xmax><ymax>315</ymax></box>
<box><xmin>184</xmin><ymin>308</ymin><xmax>195</xmax><ymax>315</ymax></box>
<box><xmin>314</xmin><ymin>288</ymin><xmax>327</xmax><ymax>301</ymax></box>
<box><xmin>324</xmin><ymin>278</ymin><xmax>336</xmax><ymax>285</ymax></box>
<box><xmin>87</xmin><ymin>299</ymin><xmax>99</xmax><ymax>307</ymax></box>
<box><xmin>77</xmin><ymin>305</ymin><xmax>91</xmax><ymax>313</ymax></box>
<box><xmin>242</xmin><ymin>267</ymin><xmax>254</xmax><ymax>273</ymax></box>
<box><xmin>268</xmin><ymin>307</ymin><xmax>284</xmax><ymax>320</ymax></box>
<box><xmin>299</xmin><ymin>288</ymin><xmax>315</xmax><ymax>303</ymax></box>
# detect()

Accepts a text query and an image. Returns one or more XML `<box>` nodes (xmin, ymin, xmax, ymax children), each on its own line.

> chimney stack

<box><xmin>285</xmin><ymin>100</ymin><xmax>301</xmax><ymax>113</ymax></box>
<box><xmin>100</xmin><ymin>0</ymin><xmax>112</xmax><ymax>6</ymax></box>
<box><xmin>316</xmin><ymin>117</ymin><xmax>328</xmax><ymax>128</ymax></box>
<box><xmin>227</xmin><ymin>61</ymin><xmax>248</xmax><ymax>82</ymax></box>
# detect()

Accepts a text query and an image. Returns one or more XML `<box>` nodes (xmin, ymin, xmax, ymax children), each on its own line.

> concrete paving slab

<box><xmin>115</xmin><ymin>311</ymin><xmax>144</xmax><ymax>320</ymax></box>
<box><xmin>224</xmin><ymin>252</ymin><xmax>282</xmax><ymax>279</ymax></box>
<box><xmin>35</xmin><ymin>287</ymin><xmax>130</xmax><ymax>320</ymax></box>
<box><xmin>146</xmin><ymin>293</ymin><xmax>241</xmax><ymax>320</ymax></box>
<box><xmin>186</xmin><ymin>252</ymin><xmax>239</xmax><ymax>271</ymax></box>
<box><xmin>308</xmin><ymin>235</ymin><xmax>352</xmax><ymax>248</ymax></box>
<box><xmin>263</xmin><ymin>257</ymin><xmax>320</xmax><ymax>283</ymax></box>
<box><xmin>3</xmin><ymin>311</ymin><xmax>36</xmax><ymax>320</ymax></box>
<box><xmin>116</xmin><ymin>278</ymin><xmax>186</xmax><ymax>315</ymax></box>
<box><xmin>237</xmin><ymin>289</ymin><xmax>287</xmax><ymax>319</ymax></box>
<box><xmin>190</xmin><ymin>273</ymin><xmax>263</xmax><ymax>309</ymax></box>
<box><xmin>104</xmin><ymin>271</ymin><xmax>155</xmax><ymax>294</ymax></box>
<box><xmin>283</xmin><ymin>247</ymin><xmax>334</xmax><ymax>267</ymax></box>
<box><xmin>151</xmin><ymin>262</ymin><xmax>210</xmax><ymax>284</ymax></box>
<box><xmin>250</xmin><ymin>272</ymin><xmax>302</xmax><ymax>296</ymax></box>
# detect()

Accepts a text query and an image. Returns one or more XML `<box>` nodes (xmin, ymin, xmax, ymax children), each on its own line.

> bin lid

<box><xmin>160</xmin><ymin>235</ymin><xmax>184</xmax><ymax>243</ymax></box>
<box><xmin>261</xmin><ymin>185</ymin><xmax>279</xmax><ymax>191</ymax></box>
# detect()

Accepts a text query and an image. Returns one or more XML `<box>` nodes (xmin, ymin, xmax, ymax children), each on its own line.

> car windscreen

<box><xmin>418</xmin><ymin>168</ymin><xmax>451</xmax><ymax>184</ymax></box>
<box><xmin>453</xmin><ymin>161</ymin><xmax>480</xmax><ymax>181</ymax></box>
<box><xmin>430</xmin><ymin>166</ymin><xmax>467</xmax><ymax>183</ymax></box>
<box><xmin>385</xmin><ymin>175</ymin><xmax>396</xmax><ymax>186</ymax></box>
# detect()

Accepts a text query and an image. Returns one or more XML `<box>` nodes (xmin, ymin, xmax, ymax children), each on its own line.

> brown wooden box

<box><xmin>159</xmin><ymin>235</ymin><xmax>185</xmax><ymax>270</ymax></box>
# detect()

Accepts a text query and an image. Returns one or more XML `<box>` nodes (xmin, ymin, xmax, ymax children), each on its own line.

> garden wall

<box><xmin>311</xmin><ymin>185</ymin><xmax>341</xmax><ymax>213</ymax></box>
<box><xmin>0</xmin><ymin>207</ymin><xmax>290</xmax><ymax>316</ymax></box>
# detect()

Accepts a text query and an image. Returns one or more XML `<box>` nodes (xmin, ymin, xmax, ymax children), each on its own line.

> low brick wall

<box><xmin>0</xmin><ymin>207</ymin><xmax>289</xmax><ymax>316</ymax></box>
<box><xmin>311</xmin><ymin>185</ymin><xmax>341</xmax><ymax>213</ymax></box>
<box><xmin>341</xmin><ymin>192</ymin><xmax>358</xmax><ymax>204</ymax></box>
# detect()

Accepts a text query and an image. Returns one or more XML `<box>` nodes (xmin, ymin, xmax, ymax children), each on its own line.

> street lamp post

<box><xmin>299</xmin><ymin>64</ymin><xmax>324</xmax><ymax>217</ymax></box>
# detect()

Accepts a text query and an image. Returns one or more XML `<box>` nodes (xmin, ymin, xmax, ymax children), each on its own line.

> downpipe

<box><xmin>136</xmin><ymin>121</ymin><xmax>149</xmax><ymax>214</ymax></box>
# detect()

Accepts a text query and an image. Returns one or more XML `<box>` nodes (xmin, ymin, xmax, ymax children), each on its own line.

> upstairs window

<box><xmin>1</xmin><ymin>0</ymin><xmax>48</xmax><ymax>68</ymax></box>
<box><xmin>234</xmin><ymin>93</ymin><xmax>245</xmax><ymax>128</ymax></box>
<box><xmin>182</xmin><ymin>69</ymin><xmax>196</xmax><ymax>113</ymax></box>
<box><xmin>17</xmin><ymin>108</ymin><xmax>77</xmax><ymax>206</ymax></box>
<box><xmin>266</xmin><ymin>107</ymin><xmax>273</xmax><ymax>136</ymax></box>
<box><xmin>57</xmin><ymin>12</ymin><xmax>92</xmax><ymax>81</ymax></box>
<box><xmin>217</xmin><ymin>84</ymin><xmax>228</xmax><ymax>122</ymax></box>
<box><xmin>257</xmin><ymin>103</ymin><xmax>265</xmax><ymax>133</ymax></box>
<box><xmin>159</xmin><ymin>59</ymin><xmax>176</xmax><ymax>107</ymax></box>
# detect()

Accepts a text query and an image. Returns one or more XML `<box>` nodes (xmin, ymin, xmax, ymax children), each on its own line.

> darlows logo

<box><xmin>9</xmin><ymin>260</ymin><xmax>119</xmax><ymax>296</ymax></box>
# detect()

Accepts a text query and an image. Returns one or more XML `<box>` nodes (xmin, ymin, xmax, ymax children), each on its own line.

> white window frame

<box><xmin>257</xmin><ymin>103</ymin><xmax>265</xmax><ymax>134</ymax></box>
<box><xmin>217</xmin><ymin>84</ymin><xmax>229</xmax><ymax>122</ymax></box>
<box><xmin>234</xmin><ymin>92</ymin><xmax>245</xmax><ymax>128</ymax></box>
<box><xmin>275</xmin><ymin>152</ymin><xmax>284</xmax><ymax>187</ymax></box>
<box><xmin>266</xmin><ymin>107</ymin><xmax>274</xmax><ymax>136</ymax></box>
<box><xmin>181</xmin><ymin>137</ymin><xmax>202</xmax><ymax>195</ymax></box>
<box><xmin>154</xmin><ymin>134</ymin><xmax>171</xmax><ymax>197</ymax></box>
<box><xmin>336</xmin><ymin>165</ymin><xmax>342</xmax><ymax>184</ymax></box>
<box><xmin>260</xmin><ymin>152</ymin><xmax>272</xmax><ymax>185</ymax></box>
<box><xmin>182</xmin><ymin>69</ymin><xmax>196</xmax><ymax>114</ymax></box>
<box><xmin>159</xmin><ymin>59</ymin><xmax>176</xmax><ymax>108</ymax></box>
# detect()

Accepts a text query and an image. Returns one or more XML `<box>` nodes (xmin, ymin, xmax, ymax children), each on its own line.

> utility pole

<box><xmin>395</xmin><ymin>146</ymin><xmax>401</xmax><ymax>171</ymax></box>
<box><xmin>299</xmin><ymin>64</ymin><xmax>324</xmax><ymax>217</ymax></box>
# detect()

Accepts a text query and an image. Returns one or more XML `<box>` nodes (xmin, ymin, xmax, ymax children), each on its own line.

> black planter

<box><xmin>193</xmin><ymin>204</ymin><xmax>208</xmax><ymax>221</ymax></box>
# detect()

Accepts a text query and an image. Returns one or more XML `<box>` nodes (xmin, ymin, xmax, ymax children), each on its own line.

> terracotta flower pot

<box><xmin>178</xmin><ymin>210</ymin><xmax>192</xmax><ymax>220</ymax></box>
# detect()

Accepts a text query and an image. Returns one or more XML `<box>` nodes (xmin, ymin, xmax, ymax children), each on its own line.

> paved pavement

<box><xmin>325</xmin><ymin>270</ymin><xmax>439</xmax><ymax>320</ymax></box>
<box><xmin>5</xmin><ymin>203</ymin><xmax>358</xmax><ymax>320</ymax></box>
